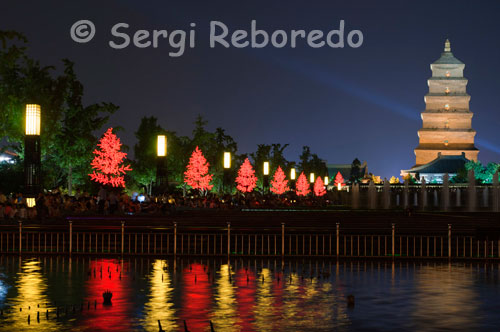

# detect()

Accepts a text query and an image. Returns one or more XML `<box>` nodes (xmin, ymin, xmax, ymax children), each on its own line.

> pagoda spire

<box><xmin>444</xmin><ymin>39</ymin><xmax>451</xmax><ymax>52</ymax></box>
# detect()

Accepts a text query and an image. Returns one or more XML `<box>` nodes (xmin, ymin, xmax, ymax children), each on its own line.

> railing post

<box><xmin>392</xmin><ymin>223</ymin><xmax>395</xmax><ymax>257</ymax></box>
<box><xmin>336</xmin><ymin>222</ymin><xmax>340</xmax><ymax>257</ymax></box>
<box><xmin>173</xmin><ymin>222</ymin><xmax>177</xmax><ymax>256</ymax></box>
<box><xmin>227</xmin><ymin>222</ymin><xmax>231</xmax><ymax>256</ymax></box>
<box><xmin>448</xmin><ymin>224</ymin><xmax>452</xmax><ymax>259</ymax></box>
<box><xmin>18</xmin><ymin>220</ymin><xmax>22</xmax><ymax>254</ymax></box>
<box><xmin>69</xmin><ymin>220</ymin><xmax>73</xmax><ymax>255</ymax></box>
<box><xmin>121</xmin><ymin>221</ymin><xmax>125</xmax><ymax>255</ymax></box>
<box><xmin>281</xmin><ymin>223</ymin><xmax>285</xmax><ymax>257</ymax></box>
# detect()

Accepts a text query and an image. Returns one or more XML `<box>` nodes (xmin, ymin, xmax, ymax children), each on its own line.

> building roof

<box><xmin>432</xmin><ymin>39</ymin><xmax>464</xmax><ymax>65</ymax></box>
<box><xmin>327</xmin><ymin>161</ymin><xmax>367</xmax><ymax>180</ymax></box>
<box><xmin>403</xmin><ymin>153</ymin><xmax>468</xmax><ymax>174</ymax></box>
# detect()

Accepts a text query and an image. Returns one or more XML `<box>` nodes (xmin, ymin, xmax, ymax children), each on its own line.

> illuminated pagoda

<box><xmin>402</xmin><ymin>39</ymin><xmax>479</xmax><ymax>182</ymax></box>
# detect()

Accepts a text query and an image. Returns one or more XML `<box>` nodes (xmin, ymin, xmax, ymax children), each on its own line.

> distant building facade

<box><xmin>327</xmin><ymin>160</ymin><xmax>368</xmax><ymax>182</ymax></box>
<box><xmin>402</xmin><ymin>152</ymin><xmax>468</xmax><ymax>183</ymax></box>
<box><xmin>402</xmin><ymin>39</ymin><xmax>479</xmax><ymax>181</ymax></box>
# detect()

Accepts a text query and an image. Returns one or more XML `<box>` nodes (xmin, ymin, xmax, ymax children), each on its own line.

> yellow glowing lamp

<box><xmin>223</xmin><ymin>152</ymin><xmax>231</xmax><ymax>169</ymax></box>
<box><xmin>337</xmin><ymin>183</ymin><xmax>342</xmax><ymax>191</ymax></box>
<box><xmin>324</xmin><ymin>176</ymin><xmax>329</xmax><ymax>186</ymax></box>
<box><xmin>309</xmin><ymin>173</ymin><xmax>315</xmax><ymax>183</ymax></box>
<box><xmin>25</xmin><ymin>104</ymin><xmax>41</xmax><ymax>135</ymax></box>
<box><xmin>26</xmin><ymin>197</ymin><xmax>36</xmax><ymax>208</ymax></box>
<box><xmin>290</xmin><ymin>168</ymin><xmax>296</xmax><ymax>180</ymax></box>
<box><xmin>263</xmin><ymin>161</ymin><xmax>269</xmax><ymax>175</ymax></box>
<box><xmin>157</xmin><ymin>135</ymin><xmax>167</xmax><ymax>156</ymax></box>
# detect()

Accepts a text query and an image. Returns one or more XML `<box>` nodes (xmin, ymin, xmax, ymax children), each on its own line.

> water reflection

<box><xmin>142</xmin><ymin>260</ymin><xmax>176</xmax><ymax>331</ymax></box>
<box><xmin>412</xmin><ymin>265</ymin><xmax>481</xmax><ymax>331</ymax></box>
<box><xmin>0</xmin><ymin>257</ymin><xmax>499</xmax><ymax>331</ymax></box>
<box><xmin>79</xmin><ymin>259</ymin><xmax>133</xmax><ymax>332</ymax></box>
<box><xmin>1</xmin><ymin>258</ymin><xmax>60</xmax><ymax>331</ymax></box>
<box><xmin>212</xmin><ymin>263</ymin><xmax>237</xmax><ymax>331</ymax></box>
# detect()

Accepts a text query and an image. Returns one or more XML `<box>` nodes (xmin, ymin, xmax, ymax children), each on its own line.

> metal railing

<box><xmin>0</xmin><ymin>221</ymin><xmax>499</xmax><ymax>259</ymax></box>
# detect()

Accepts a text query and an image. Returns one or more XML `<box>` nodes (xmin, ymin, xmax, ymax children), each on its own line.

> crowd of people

<box><xmin>0</xmin><ymin>186</ymin><xmax>333</xmax><ymax>222</ymax></box>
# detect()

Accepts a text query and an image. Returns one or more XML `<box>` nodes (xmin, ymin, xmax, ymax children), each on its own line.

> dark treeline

<box><xmin>0</xmin><ymin>30</ymin><xmax>329</xmax><ymax>195</ymax></box>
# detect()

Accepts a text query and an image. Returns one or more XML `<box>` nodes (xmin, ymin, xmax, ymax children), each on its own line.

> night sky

<box><xmin>3</xmin><ymin>0</ymin><xmax>500</xmax><ymax>178</ymax></box>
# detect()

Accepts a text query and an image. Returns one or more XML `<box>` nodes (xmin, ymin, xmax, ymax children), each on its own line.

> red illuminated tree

<box><xmin>236</xmin><ymin>158</ymin><xmax>257</xmax><ymax>193</ymax></box>
<box><xmin>184</xmin><ymin>146</ymin><xmax>214</xmax><ymax>192</ymax></box>
<box><xmin>334</xmin><ymin>171</ymin><xmax>345</xmax><ymax>188</ymax></box>
<box><xmin>270</xmin><ymin>166</ymin><xmax>289</xmax><ymax>195</ymax></box>
<box><xmin>295</xmin><ymin>172</ymin><xmax>311</xmax><ymax>196</ymax></box>
<box><xmin>89</xmin><ymin>128</ymin><xmax>132</xmax><ymax>187</ymax></box>
<box><xmin>313</xmin><ymin>176</ymin><xmax>326</xmax><ymax>196</ymax></box>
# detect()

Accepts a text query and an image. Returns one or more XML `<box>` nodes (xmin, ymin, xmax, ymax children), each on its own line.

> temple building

<box><xmin>401</xmin><ymin>39</ymin><xmax>479</xmax><ymax>182</ymax></box>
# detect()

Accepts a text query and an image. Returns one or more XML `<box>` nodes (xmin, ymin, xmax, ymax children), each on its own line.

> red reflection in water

<box><xmin>179</xmin><ymin>263</ymin><xmax>211</xmax><ymax>331</ymax></box>
<box><xmin>235</xmin><ymin>268</ymin><xmax>256</xmax><ymax>331</ymax></box>
<box><xmin>80</xmin><ymin>259</ymin><xmax>133</xmax><ymax>332</ymax></box>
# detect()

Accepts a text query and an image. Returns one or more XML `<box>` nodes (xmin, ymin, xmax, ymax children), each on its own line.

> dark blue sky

<box><xmin>3</xmin><ymin>0</ymin><xmax>500</xmax><ymax>178</ymax></box>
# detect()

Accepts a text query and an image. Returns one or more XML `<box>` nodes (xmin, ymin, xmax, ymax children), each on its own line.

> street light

<box><xmin>263</xmin><ymin>161</ymin><xmax>270</xmax><ymax>193</ymax></box>
<box><xmin>156</xmin><ymin>134</ymin><xmax>168</xmax><ymax>194</ymax></box>
<box><xmin>26</xmin><ymin>104</ymin><xmax>41</xmax><ymax>135</ymax></box>
<box><xmin>24</xmin><ymin>104</ymin><xmax>41</xmax><ymax>198</ymax></box>
<box><xmin>309</xmin><ymin>173</ymin><xmax>315</xmax><ymax>183</ymax></box>
<box><xmin>223</xmin><ymin>152</ymin><xmax>231</xmax><ymax>169</ymax></box>
<box><xmin>263</xmin><ymin>161</ymin><xmax>269</xmax><ymax>176</ymax></box>
<box><xmin>157</xmin><ymin>135</ymin><xmax>167</xmax><ymax>157</ymax></box>
<box><xmin>324</xmin><ymin>176</ymin><xmax>329</xmax><ymax>186</ymax></box>
<box><xmin>290</xmin><ymin>168</ymin><xmax>296</xmax><ymax>180</ymax></box>
<box><xmin>222</xmin><ymin>152</ymin><xmax>231</xmax><ymax>194</ymax></box>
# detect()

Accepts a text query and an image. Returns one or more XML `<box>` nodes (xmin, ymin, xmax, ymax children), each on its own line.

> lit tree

<box><xmin>389</xmin><ymin>176</ymin><xmax>400</xmax><ymax>184</ymax></box>
<box><xmin>270</xmin><ymin>166</ymin><xmax>289</xmax><ymax>195</ymax></box>
<box><xmin>235</xmin><ymin>158</ymin><xmax>257</xmax><ymax>193</ymax></box>
<box><xmin>371</xmin><ymin>174</ymin><xmax>382</xmax><ymax>184</ymax></box>
<box><xmin>89</xmin><ymin>128</ymin><xmax>132</xmax><ymax>187</ymax></box>
<box><xmin>184</xmin><ymin>146</ymin><xmax>214</xmax><ymax>193</ymax></box>
<box><xmin>295</xmin><ymin>172</ymin><xmax>311</xmax><ymax>196</ymax></box>
<box><xmin>313</xmin><ymin>176</ymin><xmax>326</xmax><ymax>196</ymax></box>
<box><xmin>334</xmin><ymin>171</ymin><xmax>345</xmax><ymax>188</ymax></box>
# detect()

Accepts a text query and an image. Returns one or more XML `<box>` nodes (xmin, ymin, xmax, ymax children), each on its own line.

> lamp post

<box><xmin>263</xmin><ymin>161</ymin><xmax>270</xmax><ymax>194</ymax></box>
<box><xmin>223</xmin><ymin>152</ymin><xmax>231</xmax><ymax>194</ymax></box>
<box><xmin>24</xmin><ymin>104</ymin><xmax>41</xmax><ymax>202</ymax></box>
<box><xmin>156</xmin><ymin>135</ymin><xmax>168</xmax><ymax>194</ymax></box>
<box><xmin>290</xmin><ymin>167</ymin><xmax>296</xmax><ymax>190</ymax></box>
<box><xmin>324</xmin><ymin>176</ymin><xmax>329</xmax><ymax>192</ymax></box>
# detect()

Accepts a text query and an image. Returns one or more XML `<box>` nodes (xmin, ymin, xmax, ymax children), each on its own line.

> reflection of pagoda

<box><xmin>402</xmin><ymin>39</ymin><xmax>479</xmax><ymax>182</ymax></box>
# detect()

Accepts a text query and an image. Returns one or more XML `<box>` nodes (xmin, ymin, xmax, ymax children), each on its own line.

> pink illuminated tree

<box><xmin>184</xmin><ymin>146</ymin><xmax>214</xmax><ymax>192</ymax></box>
<box><xmin>270</xmin><ymin>166</ymin><xmax>289</xmax><ymax>195</ymax></box>
<box><xmin>295</xmin><ymin>172</ymin><xmax>311</xmax><ymax>196</ymax></box>
<box><xmin>89</xmin><ymin>128</ymin><xmax>132</xmax><ymax>187</ymax></box>
<box><xmin>313</xmin><ymin>176</ymin><xmax>326</xmax><ymax>196</ymax></box>
<box><xmin>334</xmin><ymin>171</ymin><xmax>345</xmax><ymax>188</ymax></box>
<box><xmin>236</xmin><ymin>158</ymin><xmax>257</xmax><ymax>193</ymax></box>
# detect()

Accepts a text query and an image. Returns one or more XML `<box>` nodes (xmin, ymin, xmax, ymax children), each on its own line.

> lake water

<box><xmin>0</xmin><ymin>256</ymin><xmax>499</xmax><ymax>331</ymax></box>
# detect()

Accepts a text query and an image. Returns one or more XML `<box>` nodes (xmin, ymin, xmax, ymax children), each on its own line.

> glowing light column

<box><xmin>290</xmin><ymin>168</ymin><xmax>296</xmax><ymax>189</ymax></box>
<box><xmin>156</xmin><ymin>135</ymin><xmax>168</xmax><ymax>193</ymax></box>
<box><xmin>24</xmin><ymin>104</ymin><xmax>41</xmax><ymax>199</ymax></box>
<box><xmin>263</xmin><ymin>161</ymin><xmax>270</xmax><ymax>194</ymax></box>
<box><xmin>222</xmin><ymin>152</ymin><xmax>231</xmax><ymax>194</ymax></box>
